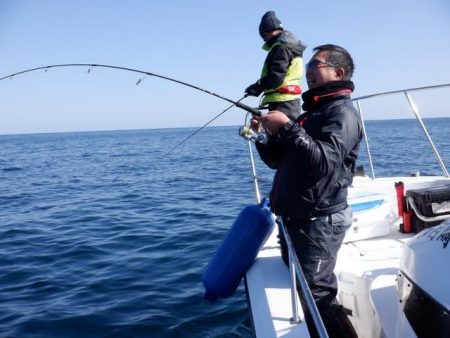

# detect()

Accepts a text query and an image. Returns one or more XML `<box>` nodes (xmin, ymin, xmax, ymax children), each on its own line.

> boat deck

<box><xmin>246</xmin><ymin>222</ymin><xmax>415</xmax><ymax>338</ymax></box>
<box><xmin>245</xmin><ymin>225</ymin><xmax>310</xmax><ymax>337</ymax></box>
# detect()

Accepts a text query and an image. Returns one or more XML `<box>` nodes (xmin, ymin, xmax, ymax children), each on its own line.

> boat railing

<box><xmin>353</xmin><ymin>83</ymin><xmax>450</xmax><ymax>178</ymax></box>
<box><xmin>245</xmin><ymin>137</ymin><xmax>329</xmax><ymax>338</ymax></box>
<box><xmin>278</xmin><ymin>216</ymin><xmax>329</xmax><ymax>338</ymax></box>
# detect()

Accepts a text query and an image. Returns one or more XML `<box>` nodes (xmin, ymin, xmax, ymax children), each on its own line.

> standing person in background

<box><xmin>245</xmin><ymin>11</ymin><xmax>306</xmax><ymax>121</ymax></box>
<box><xmin>251</xmin><ymin>44</ymin><xmax>362</xmax><ymax>338</ymax></box>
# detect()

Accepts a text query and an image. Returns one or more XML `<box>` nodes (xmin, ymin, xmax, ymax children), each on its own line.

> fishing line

<box><xmin>0</xmin><ymin>63</ymin><xmax>261</xmax><ymax>116</ymax></box>
<box><xmin>163</xmin><ymin>95</ymin><xmax>248</xmax><ymax>156</ymax></box>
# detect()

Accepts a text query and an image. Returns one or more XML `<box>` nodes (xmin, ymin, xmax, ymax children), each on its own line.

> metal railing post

<box><xmin>278</xmin><ymin>217</ymin><xmax>329</xmax><ymax>338</ymax></box>
<box><xmin>246</xmin><ymin>140</ymin><xmax>261</xmax><ymax>203</ymax></box>
<box><xmin>356</xmin><ymin>99</ymin><xmax>376</xmax><ymax>178</ymax></box>
<box><xmin>404</xmin><ymin>91</ymin><xmax>449</xmax><ymax>177</ymax></box>
<box><xmin>289</xmin><ymin>251</ymin><xmax>301</xmax><ymax>324</ymax></box>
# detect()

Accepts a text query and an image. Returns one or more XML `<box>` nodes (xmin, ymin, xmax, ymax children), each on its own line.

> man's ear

<box><xmin>335</xmin><ymin>67</ymin><xmax>345</xmax><ymax>80</ymax></box>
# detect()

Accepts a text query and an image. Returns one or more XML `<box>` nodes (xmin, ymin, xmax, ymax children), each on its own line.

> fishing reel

<box><xmin>239</xmin><ymin>125</ymin><xmax>268</xmax><ymax>144</ymax></box>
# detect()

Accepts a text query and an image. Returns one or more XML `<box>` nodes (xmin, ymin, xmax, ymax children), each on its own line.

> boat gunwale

<box><xmin>352</xmin><ymin>83</ymin><xmax>450</xmax><ymax>102</ymax></box>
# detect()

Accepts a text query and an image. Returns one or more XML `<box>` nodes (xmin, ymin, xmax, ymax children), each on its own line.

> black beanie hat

<box><xmin>259</xmin><ymin>11</ymin><xmax>283</xmax><ymax>37</ymax></box>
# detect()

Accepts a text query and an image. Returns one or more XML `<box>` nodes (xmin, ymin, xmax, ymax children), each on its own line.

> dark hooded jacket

<box><xmin>256</xmin><ymin>81</ymin><xmax>363</xmax><ymax>219</ymax></box>
<box><xmin>259</xmin><ymin>31</ymin><xmax>306</xmax><ymax>90</ymax></box>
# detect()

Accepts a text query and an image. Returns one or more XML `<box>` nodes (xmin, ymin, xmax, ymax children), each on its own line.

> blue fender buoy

<box><xmin>202</xmin><ymin>198</ymin><xmax>275</xmax><ymax>302</ymax></box>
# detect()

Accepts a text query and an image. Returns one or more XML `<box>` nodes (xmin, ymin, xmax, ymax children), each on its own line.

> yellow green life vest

<box><xmin>260</xmin><ymin>42</ymin><xmax>303</xmax><ymax>107</ymax></box>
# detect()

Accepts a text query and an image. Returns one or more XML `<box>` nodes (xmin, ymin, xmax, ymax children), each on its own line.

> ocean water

<box><xmin>1</xmin><ymin>118</ymin><xmax>449</xmax><ymax>338</ymax></box>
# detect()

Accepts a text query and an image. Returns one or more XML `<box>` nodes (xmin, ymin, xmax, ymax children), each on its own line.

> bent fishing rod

<box><xmin>0</xmin><ymin>63</ymin><xmax>261</xmax><ymax>116</ymax></box>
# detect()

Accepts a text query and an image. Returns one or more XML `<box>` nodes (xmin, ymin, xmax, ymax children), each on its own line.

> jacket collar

<box><xmin>302</xmin><ymin>81</ymin><xmax>354</xmax><ymax>112</ymax></box>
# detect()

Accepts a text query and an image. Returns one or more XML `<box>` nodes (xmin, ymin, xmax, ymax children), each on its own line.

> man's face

<box><xmin>305</xmin><ymin>50</ymin><xmax>343</xmax><ymax>89</ymax></box>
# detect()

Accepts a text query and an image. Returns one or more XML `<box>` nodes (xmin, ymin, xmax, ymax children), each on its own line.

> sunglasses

<box><xmin>306</xmin><ymin>59</ymin><xmax>338</xmax><ymax>70</ymax></box>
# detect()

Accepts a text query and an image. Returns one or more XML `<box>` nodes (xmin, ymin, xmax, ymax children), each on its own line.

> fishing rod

<box><xmin>0</xmin><ymin>63</ymin><xmax>262</xmax><ymax>116</ymax></box>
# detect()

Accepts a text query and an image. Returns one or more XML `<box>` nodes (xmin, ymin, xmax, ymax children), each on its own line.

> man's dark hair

<box><xmin>314</xmin><ymin>44</ymin><xmax>355</xmax><ymax>80</ymax></box>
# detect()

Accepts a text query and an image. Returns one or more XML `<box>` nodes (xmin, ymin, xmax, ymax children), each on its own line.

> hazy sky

<box><xmin>1</xmin><ymin>0</ymin><xmax>449</xmax><ymax>134</ymax></box>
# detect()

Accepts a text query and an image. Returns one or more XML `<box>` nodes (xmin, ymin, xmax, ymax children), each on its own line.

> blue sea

<box><xmin>1</xmin><ymin>118</ymin><xmax>449</xmax><ymax>338</ymax></box>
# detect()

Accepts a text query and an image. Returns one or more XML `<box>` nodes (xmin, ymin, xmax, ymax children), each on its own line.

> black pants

<box><xmin>267</xmin><ymin>99</ymin><xmax>301</xmax><ymax>121</ymax></box>
<box><xmin>279</xmin><ymin>207</ymin><xmax>358</xmax><ymax>338</ymax></box>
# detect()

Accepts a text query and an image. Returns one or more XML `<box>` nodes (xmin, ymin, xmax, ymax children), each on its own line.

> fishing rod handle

<box><xmin>235</xmin><ymin>102</ymin><xmax>261</xmax><ymax>116</ymax></box>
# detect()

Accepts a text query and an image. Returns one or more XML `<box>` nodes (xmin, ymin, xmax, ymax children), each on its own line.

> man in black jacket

<box><xmin>252</xmin><ymin>44</ymin><xmax>362</xmax><ymax>338</ymax></box>
<box><xmin>245</xmin><ymin>11</ymin><xmax>306</xmax><ymax>120</ymax></box>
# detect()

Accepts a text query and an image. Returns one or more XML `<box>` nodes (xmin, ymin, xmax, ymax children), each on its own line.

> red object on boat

<box><xmin>403</xmin><ymin>210</ymin><xmax>412</xmax><ymax>233</ymax></box>
<box><xmin>395</xmin><ymin>181</ymin><xmax>405</xmax><ymax>217</ymax></box>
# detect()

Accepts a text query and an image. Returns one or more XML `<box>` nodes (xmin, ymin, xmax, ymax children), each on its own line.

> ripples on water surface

<box><xmin>0</xmin><ymin>119</ymin><xmax>449</xmax><ymax>337</ymax></box>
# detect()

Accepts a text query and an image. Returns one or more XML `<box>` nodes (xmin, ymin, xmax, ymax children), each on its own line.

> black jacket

<box><xmin>259</xmin><ymin>31</ymin><xmax>306</xmax><ymax>90</ymax></box>
<box><xmin>256</xmin><ymin>81</ymin><xmax>363</xmax><ymax>219</ymax></box>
